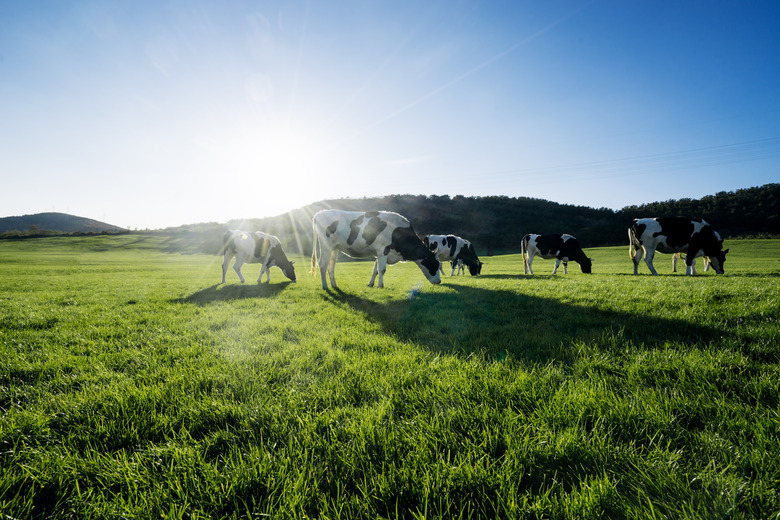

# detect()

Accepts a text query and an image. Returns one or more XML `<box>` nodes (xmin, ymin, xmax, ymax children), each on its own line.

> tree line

<box><xmin>6</xmin><ymin>184</ymin><xmax>775</xmax><ymax>255</ymax></box>
<box><xmin>224</xmin><ymin>183</ymin><xmax>779</xmax><ymax>256</ymax></box>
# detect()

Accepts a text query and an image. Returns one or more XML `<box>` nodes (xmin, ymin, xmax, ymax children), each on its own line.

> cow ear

<box><xmin>291</xmin><ymin>261</ymin><xmax>296</xmax><ymax>264</ymax></box>
<box><xmin>723</xmin><ymin>249</ymin><xmax>729</xmax><ymax>254</ymax></box>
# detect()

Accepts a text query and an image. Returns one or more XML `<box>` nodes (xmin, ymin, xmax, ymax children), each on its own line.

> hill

<box><xmin>223</xmin><ymin>183</ymin><xmax>779</xmax><ymax>255</ymax></box>
<box><xmin>0</xmin><ymin>212</ymin><xmax>127</xmax><ymax>236</ymax></box>
<box><xmin>8</xmin><ymin>183</ymin><xmax>775</xmax><ymax>254</ymax></box>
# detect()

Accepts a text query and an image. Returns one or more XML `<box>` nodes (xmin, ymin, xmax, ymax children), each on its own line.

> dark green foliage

<box><xmin>227</xmin><ymin>183</ymin><xmax>780</xmax><ymax>255</ymax></box>
<box><xmin>0</xmin><ymin>212</ymin><xmax>127</xmax><ymax>235</ymax></box>
<box><xmin>619</xmin><ymin>183</ymin><xmax>780</xmax><ymax>238</ymax></box>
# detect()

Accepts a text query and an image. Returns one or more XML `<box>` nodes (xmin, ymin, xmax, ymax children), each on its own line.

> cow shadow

<box><xmin>327</xmin><ymin>285</ymin><xmax>720</xmax><ymax>365</ymax></box>
<box><xmin>723</xmin><ymin>272</ymin><xmax>780</xmax><ymax>278</ymax></box>
<box><xmin>474</xmin><ymin>274</ymin><xmax>527</xmax><ymax>281</ymax></box>
<box><xmin>174</xmin><ymin>282</ymin><xmax>292</xmax><ymax>306</ymax></box>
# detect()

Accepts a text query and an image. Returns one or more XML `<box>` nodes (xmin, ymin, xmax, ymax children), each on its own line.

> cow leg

<box><xmin>552</xmin><ymin>258</ymin><xmax>561</xmax><ymax>274</ymax></box>
<box><xmin>233</xmin><ymin>259</ymin><xmax>246</xmax><ymax>283</ymax></box>
<box><xmin>686</xmin><ymin>257</ymin><xmax>697</xmax><ymax>276</ymax></box>
<box><xmin>525</xmin><ymin>253</ymin><xmax>534</xmax><ymax>275</ymax></box>
<box><xmin>257</xmin><ymin>262</ymin><xmax>268</xmax><ymax>283</ymax></box>
<box><xmin>632</xmin><ymin>247</ymin><xmax>644</xmax><ymax>275</ymax></box>
<box><xmin>326</xmin><ymin>250</ymin><xmax>338</xmax><ymax>288</ymax></box>
<box><xmin>319</xmin><ymin>263</ymin><xmax>329</xmax><ymax>289</ymax></box>
<box><xmin>562</xmin><ymin>261</ymin><xmax>568</xmax><ymax>275</ymax></box>
<box><xmin>368</xmin><ymin>260</ymin><xmax>379</xmax><ymax>287</ymax></box>
<box><xmin>261</xmin><ymin>258</ymin><xmax>273</xmax><ymax>282</ymax></box>
<box><xmin>643</xmin><ymin>249</ymin><xmax>659</xmax><ymax>275</ymax></box>
<box><xmin>318</xmin><ymin>247</ymin><xmax>336</xmax><ymax>289</ymax></box>
<box><xmin>221</xmin><ymin>254</ymin><xmax>232</xmax><ymax>283</ymax></box>
<box><xmin>375</xmin><ymin>256</ymin><xmax>388</xmax><ymax>288</ymax></box>
<box><xmin>449</xmin><ymin>262</ymin><xmax>456</xmax><ymax>277</ymax></box>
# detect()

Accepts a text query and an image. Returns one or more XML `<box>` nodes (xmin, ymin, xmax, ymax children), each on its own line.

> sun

<box><xmin>218</xmin><ymin>122</ymin><xmax>341</xmax><ymax>217</ymax></box>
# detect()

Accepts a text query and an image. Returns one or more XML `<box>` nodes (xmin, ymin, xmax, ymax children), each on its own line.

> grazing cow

<box><xmin>673</xmin><ymin>252</ymin><xmax>710</xmax><ymax>273</ymax></box>
<box><xmin>311</xmin><ymin>210</ymin><xmax>441</xmax><ymax>289</ymax></box>
<box><xmin>522</xmin><ymin>234</ymin><xmax>593</xmax><ymax>275</ymax></box>
<box><xmin>423</xmin><ymin>234</ymin><xmax>484</xmax><ymax>276</ymax></box>
<box><xmin>629</xmin><ymin>217</ymin><xmax>728</xmax><ymax>275</ymax></box>
<box><xmin>221</xmin><ymin>230</ymin><xmax>296</xmax><ymax>284</ymax></box>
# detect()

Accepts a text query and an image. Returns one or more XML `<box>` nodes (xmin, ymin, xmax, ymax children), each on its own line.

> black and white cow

<box><xmin>521</xmin><ymin>234</ymin><xmax>592</xmax><ymax>275</ymax></box>
<box><xmin>673</xmin><ymin>252</ymin><xmax>710</xmax><ymax>273</ymax></box>
<box><xmin>221</xmin><ymin>230</ymin><xmax>296</xmax><ymax>283</ymax></box>
<box><xmin>629</xmin><ymin>217</ymin><xmax>728</xmax><ymax>275</ymax></box>
<box><xmin>423</xmin><ymin>234</ymin><xmax>484</xmax><ymax>276</ymax></box>
<box><xmin>311</xmin><ymin>210</ymin><xmax>441</xmax><ymax>289</ymax></box>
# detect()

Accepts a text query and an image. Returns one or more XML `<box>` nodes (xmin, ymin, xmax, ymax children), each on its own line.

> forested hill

<box><xmin>0</xmin><ymin>212</ymin><xmax>127</xmax><ymax>236</ymax></box>
<box><xmin>4</xmin><ymin>185</ymin><xmax>776</xmax><ymax>254</ymax></box>
<box><xmin>620</xmin><ymin>183</ymin><xmax>779</xmax><ymax>239</ymax></box>
<box><xmin>223</xmin><ymin>183</ymin><xmax>778</xmax><ymax>255</ymax></box>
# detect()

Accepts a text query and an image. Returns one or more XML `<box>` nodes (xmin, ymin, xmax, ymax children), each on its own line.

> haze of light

<box><xmin>2</xmin><ymin>1</ymin><xmax>779</xmax><ymax>230</ymax></box>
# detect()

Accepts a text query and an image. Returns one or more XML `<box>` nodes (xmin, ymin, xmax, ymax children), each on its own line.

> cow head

<box><xmin>417</xmin><ymin>255</ymin><xmax>442</xmax><ymax>285</ymax></box>
<box><xmin>707</xmin><ymin>248</ymin><xmax>729</xmax><ymax>274</ymax></box>
<box><xmin>273</xmin><ymin>248</ymin><xmax>296</xmax><ymax>281</ymax></box>
<box><xmin>392</xmin><ymin>228</ymin><xmax>441</xmax><ymax>284</ymax></box>
<box><xmin>468</xmin><ymin>260</ymin><xmax>484</xmax><ymax>276</ymax></box>
<box><xmin>281</xmin><ymin>261</ymin><xmax>296</xmax><ymax>282</ymax></box>
<box><xmin>579</xmin><ymin>257</ymin><xmax>593</xmax><ymax>274</ymax></box>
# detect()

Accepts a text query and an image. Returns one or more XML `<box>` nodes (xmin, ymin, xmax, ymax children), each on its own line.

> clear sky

<box><xmin>2</xmin><ymin>1</ymin><xmax>779</xmax><ymax>230</ymax></box>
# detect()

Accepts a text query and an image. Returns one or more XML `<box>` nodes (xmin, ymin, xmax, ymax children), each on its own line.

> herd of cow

<box><xmin>220</xmin><ymin>210</ymin><xmax>730</xmax><ymax>289</ymax></box>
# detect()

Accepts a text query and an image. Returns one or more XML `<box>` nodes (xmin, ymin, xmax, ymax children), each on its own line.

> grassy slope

<box><xmin>1</xmin><ymin>235</ymin><xmax>778</xmax><ymax>519</ymax></box>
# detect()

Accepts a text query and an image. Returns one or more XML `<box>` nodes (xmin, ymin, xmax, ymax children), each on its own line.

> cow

<box><xmin>628</xmin><ymin>217</ymin><xmax>728</xmax><ymax>275</ymax></box>
<box><xmin>220</xmin><ymin>230</ymin><xmax>296</xmax><ymax>284</ymax></box>
<box><xmin>521</xmin><ymin>234</ymin><xmax>592</xmax><ymax>275</ymax></box>
<box><xmin>673</xmin><ymin>252</ymin><xmax>710</xmax><ymax>273</ymax></box>
<box><xmin>311</xmin><ymin>210</ymin><xmax>441</xmax><ymax>289</ymax></box>
<box><xmin>423</xmin><ymin>234</ymin><xmax>484</xmax><ymax>276</ymax></box>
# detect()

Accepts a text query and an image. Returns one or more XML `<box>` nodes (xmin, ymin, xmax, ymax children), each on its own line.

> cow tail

<box><xmin>521</xmin><ymin>235</ymin><xmax>528</xmax><ymax>269</ymax></box>
<box><xmin>219</xmin><ymin>230</ymin><xmax>233</xmax><ymax>256</ymax></box>
<box><xmin>628</xmin><ymin>225</ymin><xmax>639</xmax><ymax>259</ymax></box>
<box><xmin>219</xmin><ymin>237</ymin><xmax>233</xmax><ymax>257</ymax></box>
<box><xmin>310</xmin><ymin>222</ymin><xmax>319</xmax><ymax>276</ymax></box>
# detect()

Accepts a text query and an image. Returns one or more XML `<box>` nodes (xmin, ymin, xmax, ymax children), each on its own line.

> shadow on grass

<box><xmin>476</xmin><ymin>274</ymin><xmax>527</xmax><ymax>280</ymax></box>
<box><xmin>174</xmin><ymin>282</ymin><xmax>293</xmax><ymax>305</ymax></box>
<box><xmin>325</xmin><ymin>285</ymin><xmax>720</xmax><ymax>363</ymax></box>
<box><xmin>614</xmin><ymin>272</ymin><xmax>780</xmax><ymax>278</ymax></box>
<box><xmin>723</xmin><ymin>272</ymin><xmax>780</xmax><ymax>278</ymax></box>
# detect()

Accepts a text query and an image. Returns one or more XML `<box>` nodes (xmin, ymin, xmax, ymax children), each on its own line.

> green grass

<box><xmin>1</xmin><ymin>235</ymin><xmax>779</xmax><ymax>519</ymax></box>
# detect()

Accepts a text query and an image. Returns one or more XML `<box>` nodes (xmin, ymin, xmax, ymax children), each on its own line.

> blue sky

<box><xmin>2</xmin><ymin>1</ymin><xmax>779</xmax><ymax>230</ymax></box>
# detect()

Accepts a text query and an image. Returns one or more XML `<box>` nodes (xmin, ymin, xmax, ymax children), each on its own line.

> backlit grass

<box><xmin>1</xmin><ymin>235</ymin><xmax>778</xmax><ymax>519</ymax></box>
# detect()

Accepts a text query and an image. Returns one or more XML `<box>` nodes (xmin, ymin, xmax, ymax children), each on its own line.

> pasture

<box><xmin>1</xmin><ymin>235</ymin><xmax>779</xmax><ymax>519</ymax></box>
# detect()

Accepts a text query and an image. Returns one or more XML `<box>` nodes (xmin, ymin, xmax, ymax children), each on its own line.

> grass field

<box><xmin>1</xmin><ymin>235</ymin><xmax>779</xmax><ymax>519</ymax></box>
